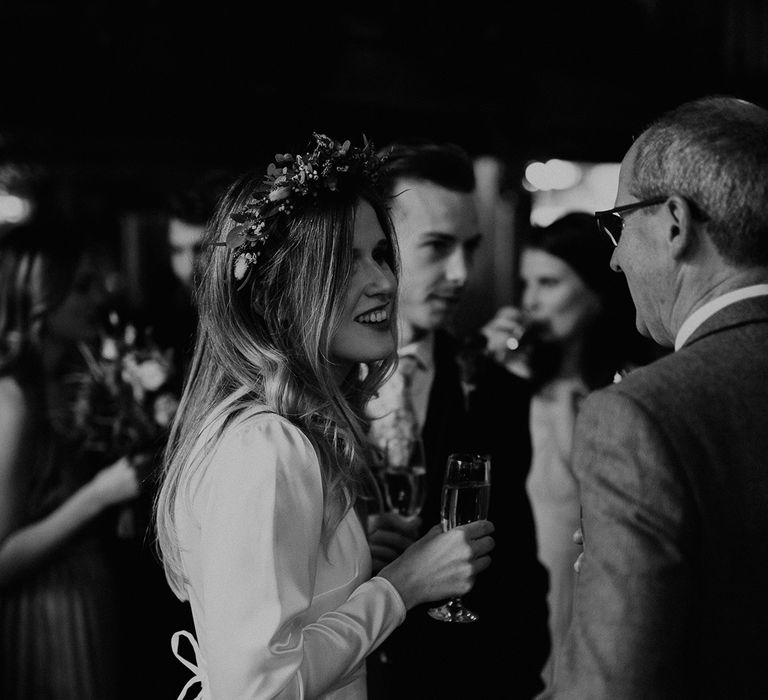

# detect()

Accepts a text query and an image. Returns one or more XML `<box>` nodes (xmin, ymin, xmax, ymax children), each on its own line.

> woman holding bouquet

<box><xmin>154</xmin><ymin>133</ymin><xmax>495</xmax><ymax>699</ymax></box>
<box><xmin>0</xmin><ymin>222</ymin><xmax>141</xmax><ymax>699</ymax></box>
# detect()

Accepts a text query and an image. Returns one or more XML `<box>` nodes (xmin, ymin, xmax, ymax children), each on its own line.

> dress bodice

<box><xmin>173</xmin><ymin>403</ymin><xmax>405</xmax><ymax>699</ymax></box>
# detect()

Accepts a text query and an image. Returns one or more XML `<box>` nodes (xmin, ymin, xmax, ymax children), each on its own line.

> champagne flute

<box><xmin>380</xmin><ymin>436</ymin><xmax>427</xmax><ymax>520</ymax></box>
<box><xmin>427</xmin><ymin>452</ymin><xmax>491</xmax><ymax>623</ymax></box>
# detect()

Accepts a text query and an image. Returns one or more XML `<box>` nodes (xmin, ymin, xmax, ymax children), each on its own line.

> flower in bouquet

<box><xmin>69</xmin><ymin>312</ymin><xmax>180</xmax><ymax>464</ymax></box>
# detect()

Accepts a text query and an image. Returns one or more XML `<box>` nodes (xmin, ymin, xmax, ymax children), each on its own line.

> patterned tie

<box><xmin>367</xmin><ymin>353</ymin><xmax>421</xmax><ymax>453</ymax></box>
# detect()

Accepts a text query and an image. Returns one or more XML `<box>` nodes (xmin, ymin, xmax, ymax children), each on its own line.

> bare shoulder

<box><xmin>0</xmin><ymin>376</ymin><xmax>32</xmax><ymax>488</ymax></box>
<box><xmin>0</xmin><ymin>376</ymin><xmax>29</xmax><ymax>432</ymax></box>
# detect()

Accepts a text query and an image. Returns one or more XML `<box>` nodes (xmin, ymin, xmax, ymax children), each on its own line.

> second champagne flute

<box><xmin>427</xmin><ymin>452</ymin><xmax>491</xmax><ymax>623</ymax></box>
<box><xmin>380</xmin><ymin>436</ymin><xmax>427</xmax><ymax>520</ymax></box>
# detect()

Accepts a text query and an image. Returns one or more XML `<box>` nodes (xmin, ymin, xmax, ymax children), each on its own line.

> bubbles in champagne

<box><xmin>441</xmin><ymin>481</ymin><xmax>491</xmax><ymax>529</ymax></box>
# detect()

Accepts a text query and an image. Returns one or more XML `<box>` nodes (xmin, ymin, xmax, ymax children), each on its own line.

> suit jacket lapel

<box><xmin>423</xmin><ymin>332</ymin><xmax>463</xmax><ymax>444</ymax></box>
<box><xmin>420</xmin><ymin>331</ymin><xmax>467</xmax><ymax>526</ymax></box>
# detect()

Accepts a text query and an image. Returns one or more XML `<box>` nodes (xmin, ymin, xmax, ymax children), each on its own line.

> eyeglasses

<box><xmin>594</xmin><ymin>197</ymin><xmax>667</xmax><ymax>246</ymax></box>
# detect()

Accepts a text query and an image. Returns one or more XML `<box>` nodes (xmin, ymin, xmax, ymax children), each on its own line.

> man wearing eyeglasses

<box><xmin>542</xmin><ymin>96</ymin><xmax>768</xmax><ymax>699</ymax></box>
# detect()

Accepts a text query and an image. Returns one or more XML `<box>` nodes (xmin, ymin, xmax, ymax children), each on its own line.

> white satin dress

<box><xmin>172</xmin><ymin>404</ymin><xmax>406</xmax><ymax>699</ymax></box>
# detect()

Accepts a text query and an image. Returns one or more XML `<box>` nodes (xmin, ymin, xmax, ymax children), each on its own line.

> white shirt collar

<box><xmin>399</xmin><ymin>334</ymin><xmax>434</xmax><ymax>372</ymax></box>
<box><xmin>674</xmin><ymin>284</ymin><xmax>768</xmax><ymax>351</ymax></box>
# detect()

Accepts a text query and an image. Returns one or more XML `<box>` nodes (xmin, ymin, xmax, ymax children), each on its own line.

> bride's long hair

<box><xmin>155</xmin><ymin>168</ymin><xmax>399</xmax><ymax>597</ymax></box>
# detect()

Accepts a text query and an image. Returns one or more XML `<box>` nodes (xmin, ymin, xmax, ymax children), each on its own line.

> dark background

<box><xmin>1</xmin><ymin>5</ymin><xmax>765</xmax><ymax>692</ymax></box>
<box><xmin>2</xmin><ymin>0</ymin><xmax>767</xmax><ymax>211</ymax></box>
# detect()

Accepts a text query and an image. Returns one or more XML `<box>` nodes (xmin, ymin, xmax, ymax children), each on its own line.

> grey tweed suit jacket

<box><xmin>547</xmin><ymin>295</ymin><xmax>768</xmax><ymax>699</ymax></box>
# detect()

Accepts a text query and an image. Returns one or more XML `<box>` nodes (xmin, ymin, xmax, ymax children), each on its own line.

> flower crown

<box><xmin>219</xmin><ymin>133</ymin><xmax>384</xmax><ymax>284</ymax></box>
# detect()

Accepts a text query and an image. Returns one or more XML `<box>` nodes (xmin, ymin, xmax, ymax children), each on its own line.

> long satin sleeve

<box><xmin>190</xmin><ymin>415</ymin><xmax>406</xmax><ymax>699</ymax></box>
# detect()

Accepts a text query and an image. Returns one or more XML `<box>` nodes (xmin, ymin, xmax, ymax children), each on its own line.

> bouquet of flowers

<box><xmin>65</xmin><ymin>311</ymin><xmax>180</xmax><ymax>537</ymax></box>
<box><xmin>71</xmin><ymin>312</ymin><xmax>179</xmax><ymax>461</ymax></box>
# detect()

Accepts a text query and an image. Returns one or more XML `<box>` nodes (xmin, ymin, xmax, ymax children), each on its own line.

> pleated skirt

<box><xmin>1</xmin><ymin>537</ymin><xmax>121</xmax><ymax>700</ymax></box>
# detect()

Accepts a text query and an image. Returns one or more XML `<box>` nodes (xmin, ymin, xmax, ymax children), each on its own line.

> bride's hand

<box><xmin>378</xmin><ymin>520</ymin><xmax>495</xmax><ymax>609</ymax></box>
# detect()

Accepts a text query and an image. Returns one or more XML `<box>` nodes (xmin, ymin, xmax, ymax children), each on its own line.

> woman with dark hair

<box><xmin>154</xmin><ymin>134</ymin><xmax>494</xmax><ymax>699</ymax></box>
<box><xmin>0</xmin><ymin>223</ymin><xmax>141</xmax><ymax>699</ymax></box>
<box><xmin>482</xmin><ymin>211</ymin><xmax>659</xmax><ymax>687</ymax></box>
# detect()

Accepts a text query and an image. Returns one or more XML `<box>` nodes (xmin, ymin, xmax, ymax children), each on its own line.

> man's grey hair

<box><xmin>632</xmin><ymin>95</ymin><xmax>768</xmax><ymax>266</ymax></box>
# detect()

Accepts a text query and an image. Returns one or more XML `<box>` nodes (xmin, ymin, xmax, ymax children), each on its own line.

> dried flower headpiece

<box><xmin>217</xmin><ymin>132</ymin><xmax>384</xmax><ymax>284</ymax></box>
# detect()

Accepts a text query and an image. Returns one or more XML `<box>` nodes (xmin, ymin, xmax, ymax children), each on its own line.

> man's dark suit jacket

<box><xmin>368</xmin><ymin>330</ymin><xmax>550</xmax><ymax>700</ymax></box>
<box><xmin>548</xmin><ymin>295</ymin><xmax>768</xmax><ymax>699</ymax></box>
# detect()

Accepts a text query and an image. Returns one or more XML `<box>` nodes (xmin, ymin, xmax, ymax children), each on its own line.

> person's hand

<box><xmin>573</xmin><ymin>527</ymin><xmax>584</xmax><ymax>573</ymax></box>
<box><xmin>87</xmin><ymin>456</ymin><xmax>141</xmax><ymax>511</ymax></box>
<box><xmin>368</xmin><ymin>512</ymin><xmax>420</xmax><ymax>574</ymax></box>
<box><xmin>481</xmin><ymin>306</ymin><xmax>531</xmax><ymax>375</ymax></box>
<box><xmin>378</xmin><ymin>520</ymin><xmax>495</xmax><ymax>610</ymax></box>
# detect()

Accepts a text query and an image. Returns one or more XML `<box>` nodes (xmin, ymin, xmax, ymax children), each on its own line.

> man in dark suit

<box><xmin>545</xmin><ymin>96</ymin><xmax>768</xmax><ymax>698</ymax></box>
<box><xmin>366</xmin><ymin>140</ymin><xmax>549</xmax><ymax>699</ymax></box>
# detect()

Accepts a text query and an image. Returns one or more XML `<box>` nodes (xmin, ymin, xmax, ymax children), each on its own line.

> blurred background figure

<box><xmin>111</xmin><ymin>170</ymin><xmax>236</xmax><ymax>699</ymax></box>
<box><xmin>0</xmin><ymin>221</ymin><xmax>141</xmax><ymax>699</ymax></box>
<box><xmin>143</xmin><ymin>169</ymin><xmax>235</xmax><ymax>377</ymax></box>
<box><xmin>482</xmin><ymin>211</ymin><xmax>661</xmax><ymax>686</ymax></box>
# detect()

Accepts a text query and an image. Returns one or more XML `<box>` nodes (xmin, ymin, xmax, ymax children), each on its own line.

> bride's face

<box><xmin>328</xmin><ymin>200</ymin><xmax>397</xmax><ymax>374</ymax></box>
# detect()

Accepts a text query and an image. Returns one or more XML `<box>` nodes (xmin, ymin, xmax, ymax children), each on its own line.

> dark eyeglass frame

<box><xmin>594</xmin><ymin>197</ymin><xmax>667</xmax><ymax>247</ymax></box>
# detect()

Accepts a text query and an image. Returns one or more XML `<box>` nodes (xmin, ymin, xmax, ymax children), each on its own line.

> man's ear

<box><xmin>664</xmin><ymin>195</ymin><xmax>697</xmax><ymax>261</ymax></box>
